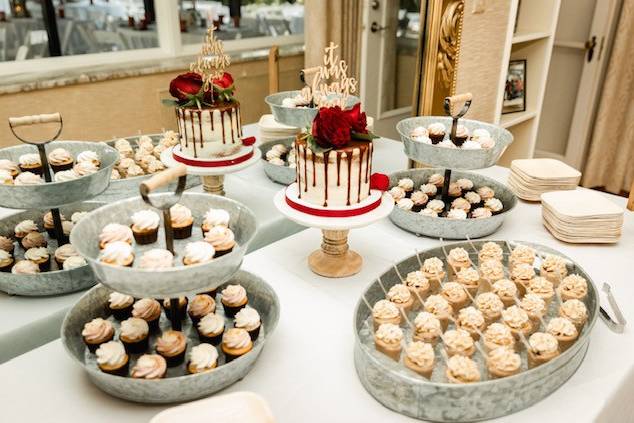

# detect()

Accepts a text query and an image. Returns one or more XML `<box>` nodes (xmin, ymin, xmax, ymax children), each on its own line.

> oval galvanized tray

<box><xmin>70</xmin><ymin>193</ymin><xmax>257</xmax><ymax>298</ymax></box>
<box><xmin>396</xmin><ymin>117</ymin><xmax>513</xmax><ymax>170</ymax></box>
<box><xmin>0</xmin><ymin>201</ymin><xmax>104</xmax><ymax>296</ymax></box>
<box><xmin>61</xmin><ymin>270</ymin><xmax>280</xmax><ymax>403</ymax></box>
<box><xmin>259</xmin><ymin>137</ymin><xmax>296</xmax><ymax>186</ymax></box>
<box><xmin>389</xmin><ymin>169</ymin><xmax>517</xmax><ymax>239</ymax></box>
<box><xmin>354</xmin><ymin>240</ymin><xmax>598</xmax><ymax>422</ymax></box>
<box><xmin>0</xmin><ymin>141</ymin><xmax>118</xmax><ymax>209</ymax></box>
<box><xmin>265</xmin><ymin>90</ymin><xmax>361</xmax><ymax>128</ymax></box>
<box><xmin>97</xmin><ymin>134</ymin><xmax>201</xmax><ymax>201</ymax></box>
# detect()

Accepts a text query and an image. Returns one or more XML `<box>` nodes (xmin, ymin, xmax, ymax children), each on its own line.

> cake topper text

<box><xmin>302</xmin><ymin>42</ymin><xmax>358</xmax><ymax>108</ymax></box>
<box><xmin>190</xmin><ymin>26</ymin><xmax>231</xmax><ymax>92</ymax></box>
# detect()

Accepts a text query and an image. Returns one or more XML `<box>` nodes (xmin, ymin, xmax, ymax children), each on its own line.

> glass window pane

<box><xmin>0</xmin><ymin>0</ymin><xmax>157</xmax><ymax>62</ymax></box>
<box><xmin>179</xmin><ymin>0</ymin><xmax>304</xmax><ymax>45</ymax></box>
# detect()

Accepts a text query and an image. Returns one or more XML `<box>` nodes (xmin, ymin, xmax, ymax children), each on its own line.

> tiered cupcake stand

<box><xmin>0</xmin><ymin>113</ymin><xmax>117</xmax><ymax>295</ymax></box>
<box><xmin>63</xmin><ymin>165</ymin><xmax>279</xmax><ymax>403</ymax></box>
<box><xmin>393</xmin><ymin>94</ymin><xmax>516</xmax><ymax>239</ymax></box>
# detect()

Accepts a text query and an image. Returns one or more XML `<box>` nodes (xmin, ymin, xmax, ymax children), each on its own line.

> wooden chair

<box><xmin>628</xmin><ymin>180</ymin><xmax>634</xmax><ymax>211</ymax></box>
<box><xmin>268</xmin><ymin>45</ymin><xmax>279</xmax><ymax>95</ymax></box>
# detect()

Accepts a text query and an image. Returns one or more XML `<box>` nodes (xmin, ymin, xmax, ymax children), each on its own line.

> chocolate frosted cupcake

<box><xmin>204</xmin><ymin>226</ymin><xmax>236</xmax><ymax>258</ymax></box>
<box><xmin>47</xmin><ymin>148</ymin><xmax>74</xmax><ymax>172</ymax></box>
<box><xmin>98</xmin><ymin>223</ymin><xmax>133</xmax><ymax>250</ymax></box>
<box><xmin>404</xmin><ymin>341</ymin><xmax>435</xmax><ymax>378</ymax></box>
<box><xmin>96</xmin><ymin>341</ymin><xmax>129</xmax><ymax>376</ymax></box>
<box><xmin>82</xmin><ymin>317</ymin><xmax>115</xmax><ymax>352</ymax></box>
<box><xmin>169</xmin><ymin>203</ymin><xmax>193</xmax><ymax>239</ymax></box>
<box><xmin>14</xmin><ymin>220</ymin><xmax>38</xmax><ymax>241</ymax></box>
<box><xmin>188</xmin><ymin>343</ymin><xmax>219</xmax><ymax>374</ymax></box>
<box><xmin>201</xmin><ymin>208</ymin><xmax>231</xmax><ymax>233</ymax></box>
<box><xmin>18</xmin><ymin>153</ymin><xmax>42</xmax><ymax>175</ymax></box>
<box><xmin>24</xmin><ymin>247</ymin><xmax>50</xmax><ymax>271</ymax></box>
<box><xmin>427</xmin><ymin>122</ymin><xmax>446</xmax><ymax>144</ymax></box>
<box><xmin>54</xmin><ymin>243</ymin><xmax>78</xmax><ymax>268</ymax></box>
<box><xmin>99</xmin><ymin>241</ymin><xmax>134</xmax><ymax>267</ymax></box>
<box><xmin>138</xmin><ymin>249</ymin><xmax>174</xmax><ymax>270</ymax></box>
<box><xmin>107</xmin><ymin>292</ymin><xmax>134</xmax><ymax>320</ymax></box>
<box><xmin>221</xmin><ymin>284</ymin><xmax>248</xmax><ymax>317</ymax></box>
<box><xmin>132</xmin><ymin>298</ymin><xmax>162</xmax><ymax>332</ymax></box>
<box><xmin>120</xmin><ymin>317</ymin><xmax>150</xmax><ymax>354</ymax></box>
<box><xmin>234</xmin><ymin>307</ymin><xmax>261</xmax><ymax>341</ymax></box>
<box><xmin>156</xmin><ymin>330</ymin><xmax>188</xmax><ymax>367</ymax></box>
<box><xmin>0</xmin><ymin>236</ymin><xmax>15</xmax><ymax>255</ymax></box>
<box><xmin>182</xmin><ymin>241</ymin><xmax>216</xmax><ymax>266</ymax></box>
<box><xmin>0</xmin><ymin>250</ymin><xmax>14</xmax><ymax>272</ymax></box>
<box><xmin>11</xmin><ymin>260</ymin><xmax>40</xmax><ymax>275</ymax></box>
<box><xmin>130</xmin><ymin>210</ymin><xmax>160</xmax><ymax>244</ymax></box>
<box><xmin>162</xmin><ymin>297</ymin><xmax>188</xmax><ymax>322</ymax></box>
<box><xmin>188</xmin><ymin>294</ymin><xmax>216</xmax><ymax>324</ymax></box>
<box><xmin>222</xmin><ymin>328</ymin><xmax>253</xmax><ymax>362</ymax></box>
<box><xmin>131</xmin><ymin>354</ymin><xmax>167</xmax><ymax>379</ymax></box>
<box><xmin>197</xmin><ymin>312</ymin><xmax>225</xmax><ymax>345</ymax></box>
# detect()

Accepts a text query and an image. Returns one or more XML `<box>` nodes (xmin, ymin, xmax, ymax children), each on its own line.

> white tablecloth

<box><xmin>0</xmin><ymin>164</ymin><xmax>632</xmax><ymax>422</ymax></box>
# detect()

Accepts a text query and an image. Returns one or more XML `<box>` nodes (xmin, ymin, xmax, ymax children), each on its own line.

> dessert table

<box><xmin>0</xmin><ymin>164</ymin><xmax>632</xmax><ymax>422</ymax></box>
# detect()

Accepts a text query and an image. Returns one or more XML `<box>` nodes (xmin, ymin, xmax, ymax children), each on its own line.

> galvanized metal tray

<box><xmin>389</xmin><ymin>169</ymin><xmax>517</xmax><ymax>239</ymax></box>
<box><xmin>70</xmin><ymin>193</ymin><xmax>257</xmax><ymax>298</ymax></box>
<box><xmin>0</xmin><ymin>141</ymin><xmax>118</xmax><ymax>209</ymax></box>
<box><xmin>61</xmin><ymin>270</ymin><xmax>279</xmax><ymax>403</ymax></box>
<box><xmin>259</xmin><ymin>137</ymin><xmax>296</xmax><ymax>186</ymax></box>
<box><xmin>396</xmin><ymin>116</ymin><xmax>513</xmax><ymax>170</ymax></box>
<box><xmin>97</xmin><ymin>134</ymin><xmax>201</xmax><ymax>201</ymax></box>
<box><xmin>0</xmin><ymin>201</ymin><xmax>104</xmax><ymax>296</ymax></box>
<box><xmin>354</xmin><ymin>240</ymin><xmax>598</xmax><ymax>422</ymax></box>
<box><xmin>265</xmin><ymin>90</ymin><xmax>360</xmax><ymax>128</ymax></box>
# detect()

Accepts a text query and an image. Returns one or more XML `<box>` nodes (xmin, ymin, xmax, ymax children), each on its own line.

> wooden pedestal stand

<box><xmin>308</xmin><ymin>229</ymin><xmax>362</xmax><ymax>278</ymax></box>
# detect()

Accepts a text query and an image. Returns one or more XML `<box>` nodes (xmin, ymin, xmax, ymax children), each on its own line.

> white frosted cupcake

<box><xmin>182</xmin><ymin>241</ymin><xmax>215</xmax><ymax>266</ymax></box>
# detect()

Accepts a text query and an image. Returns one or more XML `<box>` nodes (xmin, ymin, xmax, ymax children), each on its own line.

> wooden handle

<box><xmin>141</xmin><ymin>164</ymin><xmax>187</xmax><ymax>193</ymax></box>
<box><xmin>8</xmin><ymin>113</ymin><xmax>61</xmax><ymax>128</ymax></box>
<box><xmin>268</xmin><ymin>45</ymin><xmax>280</xmax><ymax>95</ymax></box>
<box><xmin>446</xmin><ymin>93</ymin><xmax>472</xmax><ymax>106</ymax></box>
<box><xmin>628</xmin><ymin>180</ymin><xmax>634</xmax><ymax>211</ymax></box>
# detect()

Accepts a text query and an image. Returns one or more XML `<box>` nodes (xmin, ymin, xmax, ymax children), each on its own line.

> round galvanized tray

<box><xmin>265</xmin><ymin>90</ymin><xmax>360</xmax><ymax>128</ymax></box>
<box><xmin>0</xmin><ymin>141</ymin><xmax>118</xmax><ymax>209</ymax></box>
<box><xmin>70</xmin><ymin>193</ymin><xmax>257</xmax><ymax>298</ymax></box>
<box><xmin>0</xmin><ymin>201</ymin><xmax>104</xmax><ymax>296</ymax></box>
<box><xmin>389</xmin><ymin>169</ymin><xmax>517</xmax><ymax>239</ymax></box>
<box><xmin>259</xmin><ymin>137</ymin><xmax>296</xmax><ymax>185</ymax></box>
<box><xmin>61</xmin><ymin>270</ymin><xmax>280</xmax><ymax>403</ymax></box>
<box><xmin>97</xmin><ymin>134</ymin><xmax>201</xmax><ymax>201</ymax></box>
<box><xmin>396</xmin><ymin>117</ymin><xmax>513</xmax><ymax>169</ymax></box>
<box><xmin>354</xmin><ymin>240</ymin><xmax>598</xmax><ymax>422</ymax></box>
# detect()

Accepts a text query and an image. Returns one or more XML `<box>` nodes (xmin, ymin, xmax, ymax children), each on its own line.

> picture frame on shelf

<box><xmin>503</xmin><ymin>59</ymin><xmax>526</xmax><ymax>114</ymax></box>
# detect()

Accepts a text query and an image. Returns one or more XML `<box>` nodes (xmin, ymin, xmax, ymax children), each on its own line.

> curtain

<box><xmin>304</xmin><ymin>0</ymin><xmax>363</xmax><ymax>79</ymax></box>
<box><xmin>582</xmin><ymin>0</ymin><xmax>634</xmax><ymax>194</ymax></box>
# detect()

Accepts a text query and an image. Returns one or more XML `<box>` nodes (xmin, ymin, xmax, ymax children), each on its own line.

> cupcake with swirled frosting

<box><xmin>0</xmin><ymin>236</ymin><xmax>14</xmax><ymax>255</ymax></box>
<box><xmin>131</xmin><ymin>354</ymin><xmax>166</xmax><ymax>379</ymax></box>
<box><xmin>14</xmin><ymin>171</ymin><xmax>43</xmax><ymax>185</ymax></box>
<box><xmin>452</xmin><ymin>124</ymin><xmax>470</xmax><ymax>147</ymax></box>
<box><xmin>222</xmin><ymin>327</ymin><xmax>253</xmax><ymax>362</ymax></box>
<box><xmin>0</xmin><ymin>169</ymin><xmax>13</xmax><ymax>185</ymax></box>
<box><xmin>96</xmin><ymin>341</ymin><xmax>129</xmax><ymax>376</ymax></box>
<box><xmin>82</xmin><ymin>317</ymin><xmax>115</xmax><ymax>352</ymax></box>
<box><xmin>130</xmin><ymin>209</ymin><xmax>160</xmax><ymax>244</ymax></box>
<box><xmin>204</xmin><ymin>226</ymin><xmax>236</xmax><ymax>257</ymax></box>
<box><xmin>132</xmin><ymin>298</ymin><xmax>161</xmax><ymax>332</ymax></box>
<box><xmin>18</xmin><ymin>153</ymin><xmax>42</xmax><ymax>175</ymax></box>
<box><xmin>53</xmin><ymin>169</ymin><xmax>79</xmax><ymax>182</ymax></box>
<box><xmin>0</xmin><ymin>159</ymin><xmax>20</xmax><ymax>177</ymax></box>
<box><xmin>428</xmin><ymin>173</ymin><xmax>445</xmax><ymax>188</ymax></box>
<box><xmin>235</xmin><ymin>307</ymin><xmax>262</xmax><ymax>341</ymax></box>
<box><xmin>63</xmin><ymin>255</ymin><xmax>86</xmax><ymax>270</ymax></box>
<box><xmin>43</xmin><ymin>211</ymin><xmax>66</xmax><ymax>238</ymax></box>
<box><xmin>201</xmin><ymin>208</ymin><xmax>231</xmax><ymax>233</ymax></box>
<box><xmin>76</xmin><ymin>150</ymin><xmax>100</xmax><ymax>167</ymax></box>
<box><xmin>100</xmin><ymin>241</ymin><xmax>134</xmax><ymax>267</ymax></box>
<box><xmin>188</xmin><ymin>294</ymin><xmax>216</xmax><ymax>324</ymax></box>
<box><xmin>107</xmin><ymin>291</ymin><xmax>134</xmax><ymax>320</ymax></box>
<box><xmin>156</xmin><ymin>330</ymin><xmax>188</xmax><ymax>367</ymax></box>
<box><xmin>98</xmin><ymin>223</ymin><xmax>133</xmax><ymax>249</ymax></box>
<box><xmin>183</xmin><ymin>241</ymin><xmax>216</xmax><ymax>266</ymax></box>
<box><xmin>0</xmin><ymin>250</ymin><xmax>14</xmax><ymax>272</ymax></box>
<box><xmin>138</xmin><ymin>249</ymin><xmax>173</xmax><ymax>270</ymax></box>
<box><xmin>221</xmin><ymin>284</ymin><xmax>248</xmax><ymax>317</ymax></box>
<box><xmin>427</xmin><ymin>122</ymin><xmax>446</xmax><ymax>144</ymax></box>
<box><xmin>197</xmin><ymin>313</ymin><xmax>225</xmax><ymax>345</ymax></box>
<box><xmin>14</xmin><ymin>219</ymin><xmax>38</xmax><ymax>240</ymax></box>
<box><xmin>170</xmin><ymin>203</ymin><xmax>193</xmax><ymax>239</ymax></box>
<box><xmin>12</xmin><ymin>259</ymin><xmax>40</xmax><ymax>274</ymax></box>
<box><xmin>119</xmin><ymin>317</ymin><xmax>149</xmax><ymax>354</ymax></box>
<box><xmin>25</xmin><ymin>247</ymin><xmax>50</xmax><ymax>271</ymax></box>
<box><xmin>73</xmin><ymin>160</ymin><xmax>99</xmax><ymax>176</ymax></box>
<box><xmin>48</xmin><ymin>148</ymin><xmax>74</xmax><ymax>172</ymax></box>
<box><xmin>21</xmin><ymin>231</ymin><xmax>47</xmax><ymax>250</ymax></box>
<box><xmin>188</xmin><ymin>343</ymin><xmax>219</xmax><ymax>374</ymax></box>
<box><xmin>54</xmin><ymin>243</ymin><xmax>78</xmax><ymax>267</ymax></box>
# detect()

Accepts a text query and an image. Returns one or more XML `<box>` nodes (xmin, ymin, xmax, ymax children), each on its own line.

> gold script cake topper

<box><xmin>302</xmin><ymin>42</ymin><xmax>358</xmax><ymax>108</ymax></box>
<box><xmin>190</xmin><ymin>26</ymin><xmax>231</xmax><ymax>92</ymax></box>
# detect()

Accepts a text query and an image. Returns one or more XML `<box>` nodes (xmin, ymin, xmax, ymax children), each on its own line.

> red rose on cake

<box><xmin>213</xmin><ymin>72</ymin><xmax>234</xmax><ymax>89</ymax></box>
<box><xmin>312</xmin><ymin>106</ymin><xmax>352</xmax><ymax>148</ymax></box>
<box><xmin>169</xmin><ymin>72</ymin><xmax>204</xmax><ymax>101</ymax></box>
<box><xmin>344</xmin><ymin>103</ymin><xmax>368</xmax><ymax>134</ymax></box>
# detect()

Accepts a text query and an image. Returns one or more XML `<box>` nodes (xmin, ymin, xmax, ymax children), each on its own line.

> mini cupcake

<box><xmin>483</xmin><ymin>322</ymin><xmax>515</xmax><ymax>352</ymax></box>
<box><xmin>187</xmin><ymin>294</ymin><xmax>216</xmax><ymax>324</ymax></box>
<box><xmin>131</xmin><ymin>354</ymin><xmax>167</xmax><ymax>379</ymax></box>
<box><xmin>540</xmin><ymin>254</ymin><xmax>568</xmax><ymax>285</ymax></box>
<box><xmin>201</xmin><ymin>208</ymin><xmax>231</xmax><ymax>233</ymax></box>
<box><xmin>197</xmin><ymin>313</ymin><xmax>225</xmax><ymax>345</ymax></box>
<box><xmin>62</xmin><ymin>220</ymin><xmax>74</xmax><ymax>237</ymax></box>
<box><xmin>0</xmin><ymin>169</ymin><xmax>13</xmax><ymax>185</ymax></box>
<box><xmin>96</xmin><ymin>341</ymin><xmax>129</xmax><ymax>376</ymax></box>
<box><xmin>510</xmin><ymin>263</ymin><xmax>535</xmax><ymax>295</ymax></box>
<box><xmin>502</xmin><ymin>306</ymin><xmax>533</xmax><ymax>339</ymax></box>
<box><xmin>404</xmin><ymin>341</ymin><xmax>435</xmax><ymax>378</ymax></box>
<box><xmin>12</xmin><ymin>260</ymin><xmax>40</xmax><ymax>275</ymax></box>
<box><xmin>492</xmin><ymin>279</ymin><xmax>518</xmax><ymax>307</ymax></box>
<box><xmin>409</xmin><ymin>126</ymin><xmax>429</xmax><ymax>142</ymax></box>
<box><xmin>424</xmin><ymin>294</ymin><xmax>453</xmax><ymax>331</ymax></box>
<box><xmin>447</xmin><ymin>247</ymin><xmax>471</xmax><ymax>277</ymax></box>
<box><xmin>443</xmin><ymin>329</ymin><xmax>475</xmax><ymax>357</ymax></box>
<box><xmin>446</xmin><ymin>355</ymin><xmax>480</xmax><ymax>384</ymax></box>
<box><xmin>426</xmin><ymin>199</ymin><xmax>445</xmax><ymax>215</ymax></box>
<box><xmin>456</xmin><ymin>307</ymin><xmax>486</xmax><ymax>340</ymax></box>
<box><xmin>456</xmin><ymin>178</ymin><xmax>474</xmax><ymax>192</ymax></box>
<box><xmin>130</xmin><ymin>209</ymin><xmax>160</xmax><ymax>244</ymax></box>
<box><xmin>0</xmin><ymin>250</ymin><xmax>14</xmax><ymax>272</ymax></box>
<box><xmin>18</xmin><ymin>153</ymin><xmax>42</xmax><ymax>175</ymax></box>
<box><xmin>410</xmin><ymin>191</ymin><xmax>429</xmax><ymax>212</ymax></box>
<box><xmin>47</xmin><ymin>148</ymin><xmax>74</xmax><ymax>172</ymax></box>
<box><xmin>372</xmin><ymin>299</ymin><xmax>401</xmax><ymax>331</ymax></box>
<box><xmin>519</xmin><ymin>294</ymin><xmax>547</xmax><ymax>329</ymax></box>
<box><xmin>76</xmin><ymin>150</ymin><xmax>101</xmax><ymax>167</ymax></box>
<box><xmin>479</xmin><ymin>259</ymin><xmax>505</xmax><ymax>284</ymax></box>
<box><xmin>546</xmin><ymin>317</ymin><xmax>578</xmax><ymax>351</ymax></box>
<box><xmin>53</xmin><ymin>169</ymin><xmax>79</xmax><ymax>182</ymax></box>
<box><xmin>82</xmin><ymin>317</ymin><xmax>115</xmax><ymax>352</ymax></box>
<box><xmin>527</xmin><ymin>332</ymin><xmax>560</xmax><ymax>368</ymax></box>
<box><xmin>234</xmin><ymin>307</ymin><xmax>262</xmax><ymax>341</ymax></box>
<box><xmin>452</xmin><ymin>124</ymin><xmax>469</xmax><ymax>147</ymax></box>
<box><xmin>447</xmin><ymin>208</ymin><xmax>467</xmax><ymax>220</ymax></box>
<box><xmin>99</xmin><ymin>241</ymin><xmax>134</xmax><ymax>267</ymax></box>
<box><xmin>428</xmin><ymin>173</ymin><xmax>445</xmax><ymax>188</ymax></box>
<box><xmin>204</xmin><ymin>226</ymin><xmax>236</xmax><ymax>257</ymax></box>
<box><xmin>441</xmin><ymin>282</ymin><xmax>469</xmax><ymax>312</ymax></box>
<box><xmin>475</xmin><ymin>292</ymin><xmax>504</xmax><ymax>325</ymax></box>
<box><xmin>43</xmin><ymin>211</ymin><xmax>66</xmax><ymax>238</ymax></box>
<box><xmin>478</xmin><ymin>242</ymin><xmax>503</xmax><ymax>263</ymax></box>
<box><xmin>464</xmin><ymin>191</ymin><xmax>482</xmax><ymax>208</ymax></box>
<box><xmin>117</xmin><ymin>157</ymin><xmax>136</xmax><ymax>175</ymax></box>
<box><xmin>24</xmin><ymin>247</ymin><xmax>50</xmax><ymax>271</ymax></box>
<box><xmin>420</xmin><ymin>183</ymin><xmax>437</xmax><ymax>197</ymax></box>
<box><xmin>373</xmin><ymin>323</ymin><xmax>403</xmax><ymax>361</ymax></box>
<box><xmin>98</xmin><ymin>223</ymin><xmax>133</xmax><ymax>249</ymax></box>
<box><xmin>120</xmin><ymin>317</ymin><xmax>149</xmax><ymax>354</ymax></box>
<box><xmin>0</xmin><ymin>159</ymin><xmax>20</xmax><ymax>177</ymax></box>
<box><xmin>397</xmin><ymin>198</ymin><xmax>414</xmax><ymax>211</ymax></box>
<box><xmin>421</xmin><ymin>256</ymin><xmax>446</xmax><ymax>287</ymax></box>
<box><xmin>14</xmin><ymin>172</ymin><xmax>43</xmax><ymax>185</ymax></box>
<box><xmin>451</xmin><ymin>197</ymin><xmax>471</xmax><ymax>213</ymax></box>
<box><xmin>427</xmin><ymin>122</ymin><xmax>446</xmax><ymax>144</ymax></box>
<box><xmin>448</xmin><ymin>182</ymin><xmax>462</xmax><ymax>198</ymax></box>
<box><xmin>413</xmin><ymin>311</ymin><xmax>442</xmax><ymax>345</ymax></box>
<box><xmin>21</xmin><ymin>231</ymin><xmax>47</xmax><ymax>250</ymax></box>
<box><xmin>221</xmin><ymin>284</ymin><xmax>248</xmax><ymax>317</ymax></box>
<box><xmin>111</xmin><ymin>169</ymin><xmax>121</xmax><ymax>180</ymax></box>
<box><xmin>404</xmin><ymin>270</ymin><xmax>430</xmax><ymax>303</ymax></box>
<box><xmin>558</xmin><ymin>274</ymin><xmax>588</xmax><ymax>301</ymax></box>
<box><xmin>156</xmin><ymin>330</ymin><xmax>188</xmax><ymax>366</ymax></box>
<box><xmin>107</xmin><ymin>291</ymin><xmax>135</xmax><ymax>320</ymax></box>
<box><xmin>188</xmin><ymin>343</ymin><xmax>219</xmax><ymax>374</ymax></box>
<box><xmin>222</xmin><ymin>327</ymin><xmax>254</xmax><ymax>362</ymax></box>
<box><xmin>163</xmin><ymin>297</ymin><xmax>189</xmax><ymax>322</ymax></box>
<box><xmin>138</xmin><ymin>249</ymin><xmax>174</xmax><ymax>270</ymax></box>
<box><xmin>63</xmin><ymin>255</ymin><xmax>86</xmax><ymax>270</ymax></box>
<box><xmin>476</xmin><ymin>186</ymin><xmax>495</xmax><ymax>202</ymax></box>
<box><xmin>115</xmin><ymin>139</ymin><xmax>134</xmax><ymax>158</ymax></box>
<box><xmin>487</xmin><ymin>347</ymin><xmax>521</xmax><ymax>378</ymax></box>
<box><xmin>388</xmin><ymin>186</ymin><xmax>406</xmax><ymax>202</ymax></box>
<box><xmin>147</xmin><ymin>160</ymin><xmax>165</xmax><ymax>174</ymax></box>
<box><xmin>509</xmin><ymin>244</ymin><xmax>535</xmax><ymax>269</ymax></box>
<box><xmin>132</xmin><ymin>298</ymin><xmax>162</xmax><ymax>332</ymax></box>
<box><xmin>183</xmin><ymin>241</ymin><xmax>216</xmax><ymax>265</ymax></box>
<box><xmin>14</xmin><ymin>219</ymin><xmax>38</xmax><ymax>241</ymax></box>
<box><xmin>170</xmin><ymin>203</ymin><xmax>194</xmax><ymax>239</ymax></box>
<box><xmin>386</xmin><ymin>284</ymin><xmax>414</xmax><ymax>313</ymax></box>
<box><xmin>526</xmin><ymin>277</ymin><xmax>555</xmax><ymax>306</ymax></box>
<box><xmin>484</xmin><ymin>198</ymin><xmax>504</xmax><ymax>215</ymax></box>
<box><xmin>455</xmin><ymin>267</ymin><xmax>481</xmax><ymax>297</ymax></box>
<box><xmin>397</xmin><ymin>178</ymin><xmax>414</xmax><ymax>198</ymax></box>
<box><xmin>419</xmin><ymin>208</ymin><xmax>439</xmax><ymax>217</ymax></box>
<box><xmin>73</xmin><ymin>161</ymin><xmax>99</xmax><ymax>176</ymax></box>
<box><xmin>0</xmin><ymin>236</ymin><xmax>15</xmax><ymax>255</ymax></box>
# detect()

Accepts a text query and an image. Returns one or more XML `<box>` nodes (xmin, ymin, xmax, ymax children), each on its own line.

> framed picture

<box><xmin>503</xmin><ymin>59</ymin><xmax>526</xmax><ymax>114</ymax></box>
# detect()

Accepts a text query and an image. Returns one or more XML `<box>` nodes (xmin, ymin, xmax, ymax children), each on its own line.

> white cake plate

<box><xmin>274</xmin><ymin>183</ymin><xmax>394</xmax><ymax>278</ymax></box>
<box><xmin>161</xmin><ymin>145</ymin><xmax>261</xmax><ymax>196</ymax></box>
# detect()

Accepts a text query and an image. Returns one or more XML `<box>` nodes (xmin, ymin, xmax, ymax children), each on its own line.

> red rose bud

<box><xmin>370</xmin><ymin>173</ymin><xmax>389</xmax><ymax>191</ymax></box>
<box><xmin>345</xmin><ymin>103</ymin><xmax>368</xmax><ymax>134</ymax></box>
<box><xmin>213</xmin><ymin>72</ymin><xmax>234</xmax><ymax>89</ymax></box>
<box><xmin>169</xmin><ymin>72</ymin><xmax>203</xmax><ymax>101</ymax></box>
<box><xmin>312</xmin><ymin>106</ymin><xmax>352</xmax><ymax>148</ymax></box>
<box><xmin>241</xmin><ymin>136</ymin><xmax>256</xmax><ymax>146</ymax></box>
